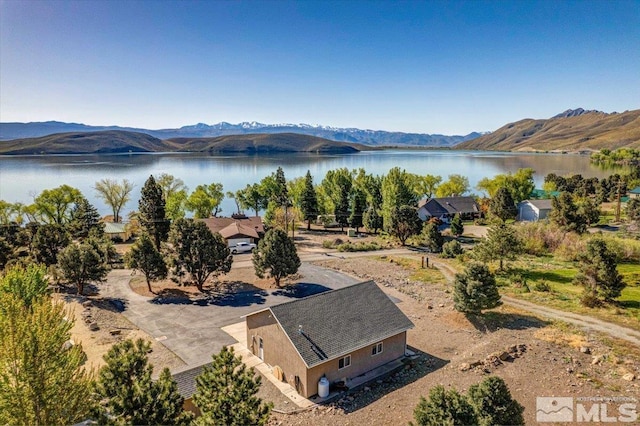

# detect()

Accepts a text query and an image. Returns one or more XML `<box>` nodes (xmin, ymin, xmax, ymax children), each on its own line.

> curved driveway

<box><xmin>101</xmin><ymin>264</ymin><xmax>359</xmax><ymax>368</ymax></box>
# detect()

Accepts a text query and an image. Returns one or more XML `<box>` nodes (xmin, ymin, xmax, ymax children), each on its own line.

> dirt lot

<box><xmin>56</xmin><ymin>292</ymin><xmax>186</xmax><ymax>374</ymax></box>
<box><xmin>268</xmin><ymin>256</ymin><xmax>640</xmax><ymax>425</ymax></box>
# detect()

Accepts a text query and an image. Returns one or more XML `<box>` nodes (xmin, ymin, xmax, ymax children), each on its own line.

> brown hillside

<box><xmin>166</xmin><ymin>133</ymin><xmax>366</xmax><ymax>153</ymax></box>
<box><xmin>457</xmin><ymin>109</ymin><xmax>640</xmax><ymax>151</ymax></box>
<box><xmin>0</xmin><ymin>131</ymin><xmax>167</xmax><ymax>155</ymax></box>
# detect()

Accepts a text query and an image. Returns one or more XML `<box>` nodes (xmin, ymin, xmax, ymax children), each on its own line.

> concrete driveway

<box><xmin>100</xmin><ymin>264</ymin><xmax>359</xmax><ymax>368</ymax></box>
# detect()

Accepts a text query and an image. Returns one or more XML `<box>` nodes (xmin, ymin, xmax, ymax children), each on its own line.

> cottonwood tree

<box><xmin>473</xmin><ymin>222</ymin><xmax>522</xmax><ymax>270</ymax></box>
<box><xmin>94</xmin><ymin>179</ymin><xmax>134</xmax><ymax>223</ymax></box>
<box><xmin>450</xmin><ymin>213</ymin><xmax>464</xmax><ymax>237</ymax></box>
<box><xmin>412</xmin><ymin>385</ymin><xmax>478</xmax><ymax>426</ymax></box>
<box><xmin>414</xmin><ymin>174</ymin><xmax>442</xmax><ymax>200</ymax></box>
<box><xmin>125</xmin><ymin>233</ymin><xmax>167</xmax><ymax>293</ymax></box>
<box><xmin>193</xmin><ymin>346</ymin><xmax>272</xmax><ymax>426</ymax></box>
<box><xmin>421</xmin><ymin>221</ymin><xmax>444</xmax><ymax>252</ymax></box>
<box><xmin>0</xmin><ymin>265</ymin><xmax>94</xmax><ymax>425</ymax></box>
<box><xmin>186</xmin><ymin>183</ymin><xmax>225</xmax><ymax>218</ymax></box>
<box><xmin>574</xmin><ymin>237</ymin><xmax>625</xmax><ymax>306</ymax></box>
<box><xmin>476</xmin><ymin>168</ymin><xmax>535</xmax><ymax>203</ymax></box>
<box><xmin>238</xmin><ymin>183</ymin><xmax>267</xmax><ymax>216</ymax></box>
<box><xmin>435</xmin><ymin>174</ymin><xmax>470</xmax><ymax>198</ymax></box>
<box><xmin>32</xmin><ymin>223</ymin><xmax>71</xmax><ymax>266</ymax></box>
<box><xmin>57</xmin><ymin>242</ymin><xmax>109</xmax><ymax>295</ymax></box>
<box><xmin>489</xmin><ymin>187</ymin><xmax>517</xmax><ymax>222</ymax></box>
<box><xmin>468</xmin><ymin>376</ymin><xmax>524</xmax><ymax>426</ymax></box>
<box><xmin>300</xmin><ymin>171</ymin><xmax>319</xmax><ymax>230</ymax></box>
<box><xmin>322</xmin><ymin>168</ymin><xmax>353</xmax><ymax>231</ymax></box>
<box><xmin>68</xmin><ymin>196</ymin><xmax>104</xmax><ymax>239</ymax></box>
<box><xmin>381</xmin><ymin>167</ymin><xmax>418</xmax><ymax>231</ymax></box>
<box><xmin>389</xmin><ymin>205</ymin><xmax>422</xmax><ymax>245</ymax></box>
<box><xmin>453</xmin><ymin>262</ymin><xmax>502</xmax><ymax>314</ymax></box>
<box><xmin>168</xmin><ymin>219</ymin><xmax>232</xmax><ymax>291</ymax></box>
<box><xmin>139</xmin><ymin>175</ymin><xmax>170</xmax><ymax>250</ymax></box>
<box><xmin>252</xmin><ymin>228</ymin><xmax>300</xmax><ymax>287</ymax></box>
<box><xmin>157</xmin><ymin>173</ymin><xmax>189</xmax><ymax>221</ymax></box>
<box><xmin>93</xmin><ymin>339</ymin><xmax>192</xmax><ymax>426</ymax></box>
<box><xmin>33</xmin><ymin>185</ymin><xmax>82</xmax><ymax>225</ymax></box>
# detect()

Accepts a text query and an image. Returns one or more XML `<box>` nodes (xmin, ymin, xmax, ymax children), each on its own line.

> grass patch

<box><xmin>495</xmin><ymin>256</ymin><xmax>640</xmax><ymax>330</ymax></box>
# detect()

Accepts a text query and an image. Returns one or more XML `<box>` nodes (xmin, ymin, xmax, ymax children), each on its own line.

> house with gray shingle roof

<box><xmin>417</xmin><ymin>196</ymin><xmax>480</xmax><ymax>222</ymax></box>
<box><xmin>245</xmin><ymin>281</ymin><xmax>414</xmax><ymax>397</ymax></box>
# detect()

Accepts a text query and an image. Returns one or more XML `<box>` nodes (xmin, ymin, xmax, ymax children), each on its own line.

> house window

<box><xmin>338</xmin><ymin>355</ymin><xmax>351</xmax><ymax>369</ymax></box>
<box><xmin>372</xmin><ymin>342</ymin><xmax>383</xmax><ymax>356</ymax></box>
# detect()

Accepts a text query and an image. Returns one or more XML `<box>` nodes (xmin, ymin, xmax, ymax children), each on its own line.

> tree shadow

<box><xmin>271</xmin><ymin>283</ymin><xmax>332</xmax><ymax>299</ymax></box>
<box><xmin>314</xmin><ymin>346</ymin><xmax>449</xmax><ymax>414</ymax></box>
<box><xmin>464</xmin><ymin>311</ymin><xmax>548</xmax><ymax>333</ymax></box>
<box><xmin>504</xmin><ymin>267</ymin><xmax>574</xmax><ymax>285</ymax></box>
<box><xmin>211</xmin><ymin>289</ymin><xmax>268</xmax><ymax>307</ymax></box>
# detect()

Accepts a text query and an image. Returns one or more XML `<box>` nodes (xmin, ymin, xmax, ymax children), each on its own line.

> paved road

<box><xmin>101</xmin><ymin>264</ymin><xmax>359</xmax><ymax>369</ymax></box>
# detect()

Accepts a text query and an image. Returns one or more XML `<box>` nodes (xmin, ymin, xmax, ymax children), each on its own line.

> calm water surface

<box><xmin>0</xmin><ymin>150</ymin><xmax>612</xmax><ymax>217</ymax></box>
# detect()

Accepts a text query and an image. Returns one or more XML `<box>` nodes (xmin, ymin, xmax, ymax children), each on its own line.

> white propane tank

<box><xmin>318</xmin><ymin>376</ymin><xmax>330</xmax><ymax>398</ymax></box>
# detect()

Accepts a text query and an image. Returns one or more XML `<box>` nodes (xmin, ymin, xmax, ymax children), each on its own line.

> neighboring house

<box><xmin>629</xmin><ymin>186</ymin><xmax>640</xmax><ymax>200</ymax></box>
<box><xmin>417</xmin><ymin>196</ymin><xmax>480</xmax><ymax>222</ymax></box>
<box><xmin>199</xmin><ymin>214</ymin><xmax>264</xmax><ymax>247</ymax></box>
<box><xmin>103</xmin><ymin>222</ymin><xmax>130</xmax><ymax>241</ymax></box>
<box><xmin>245</xmin><ymin>281</ymin><xmax>414</xmax><ymax>398</ymax></box>
<box><xmin>518</xmin><ymin>199</ymin><xmax>553</xmax><ymax>222</ymax></box>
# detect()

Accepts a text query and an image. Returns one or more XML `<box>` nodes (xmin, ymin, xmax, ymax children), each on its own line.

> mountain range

<box><xmin>456</xmin><ymin>108</ymin><xmax>640</xmax><ymax>151</ymax></box>
<box><xmin>0</xmin><ymin>120</ymin><xmax>481</xmax><ymax>146</ymax></box>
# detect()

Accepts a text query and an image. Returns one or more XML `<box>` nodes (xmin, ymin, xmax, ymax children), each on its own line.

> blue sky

<box><xmin>1</xmin><ymin>0</ymin><xmax>639</xmax><ymax>134</ymax></box>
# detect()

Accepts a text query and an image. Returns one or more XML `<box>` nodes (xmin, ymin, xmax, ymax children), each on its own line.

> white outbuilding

<box><xmin>517</xmin><ymin>199</ymin><xmax>553</xmax><ymax>222</ymax></box>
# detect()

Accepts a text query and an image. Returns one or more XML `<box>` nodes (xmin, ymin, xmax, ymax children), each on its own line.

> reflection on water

<box><xmin>0</xmin><ymin>150</ymin><xmax>617</xmax><ymax>217</ymax></box>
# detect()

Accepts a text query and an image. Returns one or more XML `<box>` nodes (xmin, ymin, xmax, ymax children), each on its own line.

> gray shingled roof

<box><xmin>172</xmin><ymin>364</ymin><xmax>205</xmax><ymax>399</ymax></box>
<box><xmin>418</xmin><ymin>196</ymin><xmax>479</xmax><ymax>216</ymax></box>
<box><xmin>268</xmin><ymin>281</ymin><xmax>414</xmax><ymax>368</ymax></box>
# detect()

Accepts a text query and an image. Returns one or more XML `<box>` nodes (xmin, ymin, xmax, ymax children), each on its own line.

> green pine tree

<box><xmin>125</xmin><ymin>233</ymin><xmax>168</xmax><ymax>293</ymax></box>
<box><xmin>193</xmin><ymin>346</ymin><xmax>272</xmax><ymax>426</ymax></box>
<box><xmin>300</xmin><ymin>170</ymin><xmax>319</xmax><ymax>230</ymax></box>
<box><xmin>32</xmin><ymin>223</ymin><xmax>70</xmax><ymax>266</ymax></box>
<box><xmin>412</xmin><ymin>385</ymin><xmax>478</xmax><ymax>426</ymax></box>
<box><xmin>349</xmin><ymin>187</ymin><xmax>367</xmax><ymax>232</ymax></box>
<box><xmin>139</xmin><ymin>175</ymin><xmax>170</xmax><ymax>250</ymax></box>
<box><xmin>93</xmin><ymin>339</ymin><xmax>192</xmax><ymax>425</ymax></box>
<box><xmin>168</xmin><ymin>219</ymin><xmax>232</xmax><ymax>291</ymax></box>
<box><xmin>489</xmin><ymin>187</ymin><xmax>517</xmax><ymax>222</ymax></box>
<box><xmin>473</xmin><ymin>222</ymin><xmax>522</xmax><ymax>270</ymax></box>
<box><xmin>468</xmin><ymin>376</ymin><xmax>524</xmax><ymax>426</ymax></box>
<box><xmin>422</xmin><ymin>221</ymin><xmax>444</xmax><ymax>253</ymax></box>
<box><xmin>252</xmin><ymin>228</ymin><xmax>300</xmax><ymax>287</ymax></box>
<box><xmin>389</xmin><ymin>205</ymin><xmax>422</xmax><ymax>245</ymax></box>
<box><xmin>363</xmin><ymin>204</ymin><xmax>383</xmax><ymax>234</ymax></box>
<box><xmin>449</xmin><ymin>213</ymin><xmax>464</xmax><ymax>237</ymax></box>
<box><xmin>574</xmin><ymin>237</ymin><xmax>626</xmax><ymax>305</ymax></box>
<box><xmin>68</xmin><ymin>196</ymin><xmax>105</xmax><ymax>239</ymax></box>
<box><xmin>442</xmin><ymin>240</ymin><xmax>464</xmax><ymax>259</ymax></box>
<box><xmin>453</xmin><ymin>262</ymin><xmax>502</xmax><ymax>314</ymax></box>
<box><xmin>57</xmin><ymin>242</ymin><xmax>109</xmax><ymax>295</ymax></box>
<box><xmin>550</xmin><ymin>192</ymin><xmax>588</xmax><ymax>233</ymax></box>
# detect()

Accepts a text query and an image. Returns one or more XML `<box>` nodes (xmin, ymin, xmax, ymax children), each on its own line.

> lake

<box><xmin>0</xmin><ymin>150</ymin><xmax>613</xmax><ymax>217</ymax></box>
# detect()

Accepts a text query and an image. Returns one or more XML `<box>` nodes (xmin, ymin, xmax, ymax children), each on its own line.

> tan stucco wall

<box><xmin>246</xmin><ymin>311</ymin><xmax>309</xmax><ymax>395</ymax></box>
<box><xmin>305</xmin><ymin>331</ymin><xmax>407</xmax><ymax>397</ymax></box>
